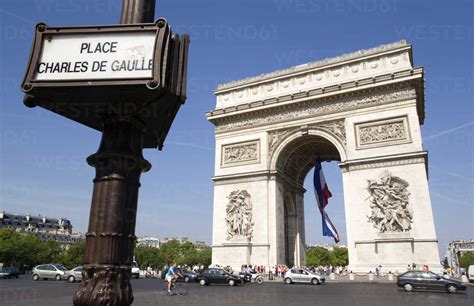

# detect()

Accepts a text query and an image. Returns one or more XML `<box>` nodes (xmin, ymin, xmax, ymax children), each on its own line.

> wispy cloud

<box><xmin>429</xmin><ymin>165</ymin><xmax>474</xmax><ymax>182</ymax></box>
<box><xmin>425</xmin><ymin>121</ymin><xmax>474</xmax><ymax>140</ymax></box>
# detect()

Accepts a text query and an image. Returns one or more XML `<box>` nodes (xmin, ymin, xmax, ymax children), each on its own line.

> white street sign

<box><xmin>34</xmin><ymin>32</ymin><xmax>156</xmax><ymax>81</ymax></box>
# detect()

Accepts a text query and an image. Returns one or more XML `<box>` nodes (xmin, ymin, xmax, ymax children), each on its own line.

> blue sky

<box><xmin>0</xmin><ymin>0</ymin><xmax>472</xmax><ymax>256</ymax></box>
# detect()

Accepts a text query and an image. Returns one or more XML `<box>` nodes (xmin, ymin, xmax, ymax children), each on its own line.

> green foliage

<box><xmin>133</xmin><ymin>240</ymin><xmax>211</xmax><ymax>270</ymax></box>
<box><xmin>134</xmin><ymin>245</ymin><xmax>161</xmax><ymax>269</ymax></box>
<box><xmin>61</xmin><ymin>239</ymin><xmax>85</xmax><ymax>269</ymax></box>
<box><xmin>0</xmin><ymin>229</ymin><xmax>210</xmax><ymax>271</ymax></box>
<box><xmin>329</xmin><ymin>247</ymin><xmax>348</xmax><ymax>266</ymax></box>
<box><xmin>306</xmin><ymin>246</ymin><xmax>331</xmax><ymax>267</ymax></box>
<box><xmin>0</xmin><ymin>228</ymin><xmax>62</xmax><ymax>270</ymax></box>
<box><xmin>306</xmin><ymin>246</ymin><xmax>349</xmax><ymax>267</ymax></box>
<box><xmin>459</xmin><ymin>251</ymin><xmax>474</xmax><ymax>270</ymax></box>
<box><xmin>196</xmin><ymin>246</ymin><xmax>212</xmax><ymax>267</ymax></box>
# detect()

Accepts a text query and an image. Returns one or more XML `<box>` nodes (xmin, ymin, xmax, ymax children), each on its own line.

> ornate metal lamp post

<box><xmin>21</xmin><ymin>1</ymin><xmax>189</xmax><ymax>305</ymax></box>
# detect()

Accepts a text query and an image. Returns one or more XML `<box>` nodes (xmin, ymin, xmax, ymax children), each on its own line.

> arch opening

<box><xmin>275</xmin><ymin>134</ymin><xmax>344</xmax><ymax>267</ymax></box>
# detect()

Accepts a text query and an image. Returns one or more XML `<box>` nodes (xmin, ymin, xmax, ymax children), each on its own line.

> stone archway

<box><xmin>207</xmin><ymin>41</ymin><xmax>441</xmax><ymax>272</ymax></box>
<box><xmin>272</xmin><ymin>132</ymin><xmax>344</xmax><ymax>267</ymax></box>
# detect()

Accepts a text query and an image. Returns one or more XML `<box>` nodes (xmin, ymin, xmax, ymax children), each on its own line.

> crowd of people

<box><xmin>152</xmin><ymin>262</ymin><xmax>464</xmax><ymax>279</ymax></box>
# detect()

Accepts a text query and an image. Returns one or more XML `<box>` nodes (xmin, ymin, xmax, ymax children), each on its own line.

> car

<box><xmin>468</xmin><ymin>265</ymin><xmax>474</xmax><ymax>283</ymax></box>
<box><xmin>283</xmin><ymin>268</ymin><xmax>325</xmax><ymax>285</ymax></box>
<box><xmin>32</xmin><ymin>264</ymin><xmax>67</xmax><ymax>281</ymax></box>
<box><xmin>196</xmin><ymin>268</ymin><xmax>243</xmax><ymax>286</ymax></box>
<box><xmin>131</xmin><ymin>261</ymin><xmax>140</xmax><ymax>279</ymax></box>
<box><xmin>175</xmin><ymin>268</ymin><xmax>198</xmax><ymax>283</ymax></box>
<box><xmin>63</xmin><ymin>266</ymin><xmax>83</xmax><ymax>283</ymax></box>
<box><xmin>0</xmin><ymin>269</ymin><xmax>11</xmax><ymax>279</ymax></box>
<box><xmin>0</xmin><ymin>267</ymin><xmax>20</xmax><ymax>279</ymax></box>
<box><xmin>397</xmin><ymin>270</ymin><xmax>467</xmax><ymax>293</ymax></box>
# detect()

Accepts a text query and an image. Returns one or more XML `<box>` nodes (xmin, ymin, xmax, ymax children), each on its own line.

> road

<box><xmin>1</xmin><ymin>276</ymin><xmax>472</xmax><ymax>305</ymax></box>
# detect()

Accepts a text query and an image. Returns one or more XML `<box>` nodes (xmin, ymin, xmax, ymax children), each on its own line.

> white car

<box><xmin>132</xmin><ymin>261</ymin><xmax>140</xmax><ymax>279</ymax></box>
<box><xmin>284</xmin><ymin>268</ymin><xmax>325</xmax><ymax>285</ymax></box>
<box><xmin>468</xmin><ymin>265</ymin><xmax>474</xmax><ymax>283</ymax></box>
<box><xmin>32</xmin><ymin>264</ymin><xmax>67</xmax><ymax>281</ymax></box>
<box><xmin>63</xmin><ymin>266</ymin><xmax>83</xmax><ymax>283</ymax></box>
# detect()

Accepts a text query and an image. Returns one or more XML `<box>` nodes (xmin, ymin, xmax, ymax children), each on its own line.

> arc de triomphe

<box><xmin>206</xmin><ymin>40</ymin><xmax>441</xmax><ymax>272</ymax></box>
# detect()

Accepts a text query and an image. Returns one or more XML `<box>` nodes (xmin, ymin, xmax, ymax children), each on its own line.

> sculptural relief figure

<box><xmin>223</xmin><ymin>143</ymin><xmax>258</xmax><ymax>164</ymax></box>
<box><xmin>366</xmin><ymin>171</ymin><xmax>412</xmax><ymax>233</ymax></box>
<box><xmin>225</xmin><ymin>190</ymin><xmax>254</xmax><ymax>240</ymax></box>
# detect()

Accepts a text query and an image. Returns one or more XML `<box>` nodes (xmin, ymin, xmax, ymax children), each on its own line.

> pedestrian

<box><xmin>423</xmin><ymin>265</ymin><xmax>429</xmax><ymax>273</ymax></box>
<box><xmin>379</xmin><ymin>265</ymin><xmax>384</xmax><ymax>277</ymax></box>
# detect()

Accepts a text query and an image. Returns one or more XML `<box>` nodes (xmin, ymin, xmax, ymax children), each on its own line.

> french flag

<box><xmin>313</xmin><ymin>157</ymin><xmax>340</xmax><ymax>243</ymax></box>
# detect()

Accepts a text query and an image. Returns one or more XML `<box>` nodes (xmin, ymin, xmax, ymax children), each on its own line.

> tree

<box><xmin>158</xmin><ymin>240</ymin><xmax>181</xmax><ymax>267</ymax></box>
<box><xmin>459</xmin><ymin>252</ymin><xmax>474</xmax><ymax>270</ymax></box>
<box><xmin>330</xmin><ymin>247</ymin><xmax>348</xmax><ymax>266</ymax></box>
<box><xmin>0</xmin><ymin>229</ymin><xmax>21</xmax><ymax>266</ymax></box>
<box><xmin>61</xmin><ymin>239</ymin><xmax>85</xmax><ymax>269</ymax></box>
<box><xmin>36</xmin><ymin>239</ymin><xmax>62</xmax><ymax>265</ymax></box>
<box><xmin>179</xmin><ymin>242</ymin><xmax>198</xmax><ymax>266</ymax></box>
<box><xmin>0</xmin><ymin>229</ymin><xmax>62</xmax><ymax>270</ymax></box>
<box><xmin>134</xmin><ymin>245</ymin><xmax>160</xmax><ymax>269</ymax></box>
<box><xmin>196</xmin><ymin>246</ymin><xmax>212</xmax><ymax>267</ymax></box>
<box><xmin>306</xmin><ymin>246</ymin><xmax>330</xmax><ymax>267</ymax></box>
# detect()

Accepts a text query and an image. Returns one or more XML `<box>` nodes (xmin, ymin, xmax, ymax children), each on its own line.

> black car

<box><xmin>0</xmin><ymin>267</ymin><xmax>20</xmax><ymax>279</ymax></box>
<box><xmin>397</xmin><ymin>270</ymin><xmax>467</xmax><ymax>293</ymax></box>
<box><xmin>197</xmin><ymin>268</ymin><xmax>243</xmax><ymax>286</ymax></box>
<box><xmin>175</xmin><ymin>268</ymin><xmax>198</xmax><ymax>283</ymax></box>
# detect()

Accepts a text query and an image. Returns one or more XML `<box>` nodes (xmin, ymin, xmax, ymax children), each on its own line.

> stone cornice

<box><xmin>339</xmin><ymin>151</ymin><xmax>428</xmax><ymax>174</ymax></box>
<box><xmin>212</xmin><ymin>170</ymin><xmax>273</xmax><ymax>185</ymax></box>
<box><xmin>213</xmin><ymin>170</ymin><xmax>306</xmax><ymax>193</ymax></box>
<box><xmin>207</xmin><ymin>68</ymin><xmax>424</xmax><ymax>127</ymax></box>
<box><xmin>209</xmin><ymin>81</ymin><xmax>420</xmax><ymax>134</ymax></box>
<box><xmin>216</xmin><ymin>40</ymin><xmax>411</xmax><ymax>92</ymax></box>
<box><xmin>208</xmin><ymin>67</ymin><xmax>422</xmax><ymax>118</ymax></box>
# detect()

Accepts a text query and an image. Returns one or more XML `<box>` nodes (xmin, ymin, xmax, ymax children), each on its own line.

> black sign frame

<box><xmin>22</xmin><ymin>19</ymin><xmax>170</xmax><ymax>91</ymax></box>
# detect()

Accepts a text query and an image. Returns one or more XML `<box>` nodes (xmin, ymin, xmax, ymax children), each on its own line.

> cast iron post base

<box><xmin>73</xmin><ymin>117</ymin><xmax>150</xmax><ymax>306</ymax></box>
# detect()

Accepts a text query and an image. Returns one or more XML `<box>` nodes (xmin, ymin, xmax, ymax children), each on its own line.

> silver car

<box><xmin>63</xmin><ymin>266</ymin><xmax>83</xmax><ymax>283</ymax></box>
<box><xmin>32</xmin><ymin>264</ymin><xmax>67</xmax><ymax>281</ymax></box>
<box><xmin>284</xmin><ymin>268</ymin><xmax>325</xmax><ymax>285</ymax></box>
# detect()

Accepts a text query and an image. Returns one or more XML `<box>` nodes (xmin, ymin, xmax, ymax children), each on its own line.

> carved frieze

<box><xmin>268</xmin><ymin>120</ymin><xmax>346</xmax><ymax>161</ymax></box>
<box><xmin>313</xmin><ymin>119</ymin><xmax>346</xmax><ymax>145</ymax></box>
<box><xmin>225</xmin><ymin>190</ymin><xmax>254</xmax><ymax>240</ymax></box>
<box><xmin>366</xmin><ymin>171</ymin><xmax>413</xmax><ymax>233</ymax></box>
<box><xmin>214</xmin><ymin>88</ymin><xmax>416</xmax><ymax>133</ymax></box>
<box><xmin>356</xmin><ymin>116</ymin><xmax>411</xmax><ymax>149</ymax></box>
<box><xmin>221</xmin><ymin>140</ymin><xmax>260</xmax><ymax>167</ymax></box>
<box><xmin>268</xmin><ymin>128</ymin><xmax>298</xmax><ymax>159</ymax></box>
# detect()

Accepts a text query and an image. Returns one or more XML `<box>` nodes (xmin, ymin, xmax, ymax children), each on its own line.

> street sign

<box><xmin>34</xmin><ymin>31</ymin><xmax>156</xmax><ymax>81</ymax></box>
<box><xmin>21</xmin><ymin>20</ymin><xmax>190</xmax><ymax>149</ymax></box>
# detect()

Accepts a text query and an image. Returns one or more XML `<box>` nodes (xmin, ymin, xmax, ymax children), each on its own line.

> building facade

<box><xmin>0</xmin><ymin>210</ymin><xmax>82</xmax><ymax>249</ymax></box>
<box><xmin>136</xmin><ymin>236</ymin><xmax>160</xmax><ymax>248</ymax></box>
<box><xmin>207</xmin><ymin>40</ymin><xmax>441</xmax><ymax>273</ymax></box>
<box><xmin>446</xmin><ymin>240</ymin><xmax>474</xmax><ymax>269</ymax></box>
